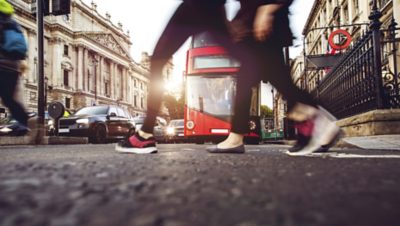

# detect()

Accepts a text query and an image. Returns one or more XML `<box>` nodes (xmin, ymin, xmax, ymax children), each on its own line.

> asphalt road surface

<box><xmin>1</xmin><ymin>143</ymin><xmax>400</xmax><ymax>226</ymax></box>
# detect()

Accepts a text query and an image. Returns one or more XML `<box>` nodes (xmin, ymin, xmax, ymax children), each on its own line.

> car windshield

<box><xmin>74</xmin><ymin>106</ymin><xmax>109</xmax><ymax>116</ymax></box>
<box><xmin>169</xmin><ymin>120</ymin><xmax>184</xmax><ymax>127</ymax></box>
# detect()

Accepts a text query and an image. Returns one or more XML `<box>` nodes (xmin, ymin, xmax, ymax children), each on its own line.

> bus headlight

<box><xmin>249</xmin><ymin>120</ymin><xmax>257</xmax><ymax>131</ymax></box>
<box><xmin>186</xmin><ymin>120</ymin><xmax>195</xmax><ymax>130</ymax></box>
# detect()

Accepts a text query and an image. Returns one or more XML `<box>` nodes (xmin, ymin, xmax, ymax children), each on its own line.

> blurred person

<box><xmin>115</xmin><ymin>0</ymin><xmax>236</xmax><ymax>153</ymax></box>
<box><xmin>0</xmin><ymin>0</ymin><xmax>30</xmax><ymax>136</ymax></box>
<box><xmin>207</xmin><ymin>0</ymin><xmax>342</xmax><ymax>155</ymax></box>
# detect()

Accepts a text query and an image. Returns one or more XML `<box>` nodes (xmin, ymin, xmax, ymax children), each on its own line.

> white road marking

<box><xmin>308</xmin><ymin>153</ymin><xmax>400</xmax><ymax>159</ymax></box>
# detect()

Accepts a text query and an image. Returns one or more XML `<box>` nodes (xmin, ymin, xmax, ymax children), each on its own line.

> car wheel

<box><xmin>195</xmin><ymin>139</ymin><xmax>204</xmax><ymax>145</ymax></box>
<box><xmin>92</xmin><ymin>124</ymin><xmax>107</xmax><ymax>144</ymax></box>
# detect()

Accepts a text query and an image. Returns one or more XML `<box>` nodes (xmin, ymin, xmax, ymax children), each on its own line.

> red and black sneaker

<box><xmin>115</xmin><ymin>133</ymin><xmax>157</xmax><ymax>154</ymax></box>
<box><xmin>288</xmin><ymin>118</ymin><xmax>314</xmax><ymax>153</ymax></box>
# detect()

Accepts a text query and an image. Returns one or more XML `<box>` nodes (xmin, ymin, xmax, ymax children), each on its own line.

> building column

<box><xmin>110</xmin><ymin>62</ymin><xmax>116</xmax><ymax>99</ymax></box>
<box><xmin>122</xmin><ymin>67</ymin><xmax>126</xmax><ymax>101</ymax></box>
<box><xmin>83</xmin><ymin>48</ymin><xmax>88</xmax><ymax>91</ymax></box>
<box><xmin>394</xmin><ymin>0</ymin><xmax>400</xmax><ymax>39</ymax></box>
<box><xmin>27</xmin><ymin>30</ymin><xmax>36</xmax><ymax>83</ymax></box>
<box><xmin>98</xmin><ymin>56</ymin><xmax>104</xmax><ymax>97</ymax></box>
<box><xmin>51</xmin><ymin>38</ymin><xmax>62</xmax><ymax>87</ymax></box>
<box><xmin>77</xmin><ymin>46</ymin><xmax>83</xmax><ymax>91</ymax></box>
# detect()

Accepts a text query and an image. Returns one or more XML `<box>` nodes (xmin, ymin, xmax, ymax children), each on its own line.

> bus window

<box><xmin>193</xmin><ymin>55</ymin><xmax>240</xmax><ymax>69</ymax></box>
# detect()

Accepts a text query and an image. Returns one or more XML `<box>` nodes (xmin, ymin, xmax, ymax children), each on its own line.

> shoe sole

<box><xmin>206</xmin><ymin>145</ymin><xmax>245</xmax><ymax>154</ymax></box>
<box><xmin>115</xmin><ymin>145</ymin><xmax>158</xmax><ymax>154</ymax></box>
<box><xmin>317</xmin><ymin>129</ymin><xmax>344</xmax><ymax>153</ymax></box>
<box><xmin>287</xmin><ymin>129</ymin><xmax>343</xmax><ymax>156</ymax></box>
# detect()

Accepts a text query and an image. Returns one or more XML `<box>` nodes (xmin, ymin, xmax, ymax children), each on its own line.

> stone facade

<box><xmin>292</xmin><ymin>0</ymin><xmax>400</xmax><ymax>91</ymax></box>
<box><xmin>2</xmin><ymin>0</ymin><xmax>174</xmax><ymax>118</ymax></box>
<box><xmin>290</xmin><ymin>0</ymin><xmax>400</xmax><ymax>137</ymax></box>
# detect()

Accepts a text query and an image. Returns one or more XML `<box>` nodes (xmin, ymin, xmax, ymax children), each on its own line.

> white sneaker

<box><xmin>288</xmin><ymin>106</ymin><xmax>341</xmax><ymax>156</ymax></box>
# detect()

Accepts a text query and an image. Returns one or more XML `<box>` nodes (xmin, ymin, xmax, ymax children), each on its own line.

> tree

<box><xmin>260</xmin><ymin>105</ymin><xmax>273</xmax><ymax>118</ymax></box>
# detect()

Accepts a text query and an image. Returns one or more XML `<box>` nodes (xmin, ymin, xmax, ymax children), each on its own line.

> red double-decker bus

<box><xmin>184</xmin><ymin>32</ymin><xmax>262</xmax><ymax>144</ymax></box>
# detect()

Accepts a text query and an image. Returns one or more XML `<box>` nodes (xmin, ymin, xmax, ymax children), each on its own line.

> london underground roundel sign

<box><xmin>328</xmin><ymin>29</ymin><xmax>352</xmax><ymax>50</ymax></box>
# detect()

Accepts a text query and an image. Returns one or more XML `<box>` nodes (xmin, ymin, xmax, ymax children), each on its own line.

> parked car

<box><xmin>0</xmin><ymin>117</ymin><xmax>28</xmax><ymax>136</ymax></box>
<box><xmin>58</xmin><ymin>105</ymin><xmax>135</xmax><ymax>143</ymax></box>
<box><xmin>0</xmin><ymin>112</ymin><xmax>47</xmax><ymax>136</ymax></box>
<box><xmin>165</xmin><ymin>119</ymin><xmax>185</xmax><ymax>143</ymax></box>
<box><xmin>132</xmin><ymin>116</ymin><xmax>167</xmax><ymax>143</ymax></box>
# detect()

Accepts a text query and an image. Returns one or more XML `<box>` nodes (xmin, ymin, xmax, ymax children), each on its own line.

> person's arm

<box><xmin>253</xmin><ymin>3</ymin><xmax>284</xmax><ymax>42</ymax></box>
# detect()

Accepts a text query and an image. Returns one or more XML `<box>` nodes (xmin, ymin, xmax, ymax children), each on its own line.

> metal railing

<box><xmin>312</xmin><ymin>5</ymin><xmax>399</xmax><ymax>119</ymax></box>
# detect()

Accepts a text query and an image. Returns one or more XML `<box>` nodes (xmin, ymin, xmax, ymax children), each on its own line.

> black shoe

<box><xmin>115</xmin><ymin>133</ymin><xmax>157</xmax><ymax>154</ymax></box>
<box><xmin>206</xmin><ymin>144</ymin><xmax>245</xmax><ymax>154</ymax></box>
<box><xmin>288</xmin><ymin>133</ymin><xmax>311</xmax><ymax>153</ymax></box>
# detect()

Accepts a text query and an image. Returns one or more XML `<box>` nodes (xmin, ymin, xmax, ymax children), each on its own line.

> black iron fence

<box><xmin>312</xmin><ymin>5</ymin><xmax>399</xmax><ymax>119</ymax></box>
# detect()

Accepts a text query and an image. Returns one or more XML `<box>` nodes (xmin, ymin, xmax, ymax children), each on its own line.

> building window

<box><xmin>141</xmin><ymin>97</ymin><xmax>144</xmax><ymax>108</ymax></box>
<box><xmin>63</xmin><ymin>44</ymin><xmax>69</xmax><ymax>56</ymax></box>
<box><xmin>65</xmin><ymin>97</ymin><xmax>71</xmax><ymax>109</ymax></box>
<box><xmin>343</xmin><ymin>5</ymin><xmax>349</xmax><ymax>24</ymax></box>
<box><xmin>63</xmin><ymin>70</ymin><xmax>69</xmax><ymax>87</ymax></box>
<box><xmin>134</xmin><ymin>95</ymin><xmax>137</xmax><ymax>107</ymax></box>
<box><xmin>105</xmin><ymin>81</ymin><xmax>110</xmax><ymax>96</ymax></box>
<box><xmin>134</xmin><ymin>79</ymin><xmax>137</xmax><ymax>87</ymax></box>
<box><xmin>87</xmin><ymin>69</ymin><xmax>91</xmax><ymax>92</ymax></box>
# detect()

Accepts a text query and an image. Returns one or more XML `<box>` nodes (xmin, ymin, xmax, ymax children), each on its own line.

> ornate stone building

<box><xmin>4</xmin><ymin>0</ymin><xmax>174</xmax><ymax>118</ymax></box>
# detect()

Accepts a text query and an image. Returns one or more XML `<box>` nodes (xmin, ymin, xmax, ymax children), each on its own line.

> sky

<box><xmin>81</xmin><ymin>0</ymin><xmax>315</xmax><ymax>107</ymax></box>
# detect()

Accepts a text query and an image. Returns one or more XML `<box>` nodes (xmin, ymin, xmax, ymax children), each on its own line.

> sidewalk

<box><xmin>342</xmin><ymin>135</ymin><xmax>400</xmax><ymax>151</ymax></box>
<box><xmin>275</xmin><ymin>134</ymin><xmax>400</xmax><ymax>151</ymax></box>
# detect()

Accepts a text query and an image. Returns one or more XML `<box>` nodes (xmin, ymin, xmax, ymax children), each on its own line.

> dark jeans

<box><xmin>231</xmin><ymin>41</ymin><xmax>319</xmax><ymax>133</ymax></box>
<box><xmin>0</xmin><ymin>70</ymin><xmax>28</xmax><ymax>126</ymax></box>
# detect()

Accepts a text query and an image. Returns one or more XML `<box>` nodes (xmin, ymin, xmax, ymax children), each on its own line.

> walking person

<box><xmin>207</xmin><ymin>0</ymin><xmax>342</xmax><ymax>155</ymax></box>
<box><xmin>116</xmin><ymin>0</ymin><xmax>241</xmax><ymax>153</ymax></box>
<box><xmin>0</xmin><ymin>0</ymin><xmax>30</xmax><ymax>136</ymax></box>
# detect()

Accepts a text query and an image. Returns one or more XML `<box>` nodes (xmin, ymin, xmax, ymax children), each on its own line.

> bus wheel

<box><xmin>195</xmin><ymin>139</ymin><xmax>204</xmax><ymax>145</ymax></box>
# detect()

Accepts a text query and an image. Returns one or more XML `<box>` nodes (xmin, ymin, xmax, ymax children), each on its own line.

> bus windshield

<box><xmin>186</xmin><ymin>75</ymin><xmax>236</xmax><ymax>117</ymax></box>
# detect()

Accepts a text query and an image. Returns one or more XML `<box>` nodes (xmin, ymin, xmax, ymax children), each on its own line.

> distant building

<box><xmin>3</xmin><ymin>0</ymin><xmax>174</xmax><ymax>118</ymax></box>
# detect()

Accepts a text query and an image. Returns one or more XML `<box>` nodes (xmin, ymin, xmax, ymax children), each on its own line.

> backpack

<box><xmin>1</xmin><ymin>19</ymin><xmax>27</xmax><ymax>60</ymax></box>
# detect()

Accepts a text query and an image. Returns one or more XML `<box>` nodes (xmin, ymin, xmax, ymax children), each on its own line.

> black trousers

<box><xmin>141</xmin><ymin>2</ymin><xmax>317</xmax><ymax>135</ymax></box>
<box><xmin>141</xmin><ymin>1</ymin><xmax>237</xmax><ymax>133</ymax></box>
<box><xmin>0</xmin><ymin>70</ymin><xmax>28</xmax><ymax>126</ymax></box>
<box><xmin>231</xmin><ymin>40</ymin><xmax>319</xmax><ymax>133</ymax></box>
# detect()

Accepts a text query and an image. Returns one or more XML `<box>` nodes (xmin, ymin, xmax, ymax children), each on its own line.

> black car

<box><xmin>58</xmin><ymin>105</ymin><xmax>135</xmax><ymax>143</ymax></box>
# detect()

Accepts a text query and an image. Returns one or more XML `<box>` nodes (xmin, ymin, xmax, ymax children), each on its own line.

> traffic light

<box><xmin>52</xmin><ymin>0</ymin><xmax>70</xmax><ymax>16</ymax></box>
<box><xmin>31</xmin><ymin>0</ymin><xmax>70</xmax><ymax>16</ymax></box>
<box><xmin>31</xmin><ymin>0</ymin><xmax>51</xmax><ymax>16</ymax></box>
